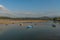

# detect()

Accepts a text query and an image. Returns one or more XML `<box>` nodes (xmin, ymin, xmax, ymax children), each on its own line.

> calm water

<box><xmin>0</xmin><ymin>21</ymin><xmax>60</xmax><ymax>40</ymax></box>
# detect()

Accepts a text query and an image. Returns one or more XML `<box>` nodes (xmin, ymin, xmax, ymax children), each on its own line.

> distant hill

<box><xmin>0</xmin><ymin>16</ymin><xmax>51</xmax><ymax>20</ymax></box>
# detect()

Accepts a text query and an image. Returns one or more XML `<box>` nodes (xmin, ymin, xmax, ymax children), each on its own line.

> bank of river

<box><xmin>0</xmin><ymin>19</ymin><xmax>48</xmax><ymax>24</ymax></box>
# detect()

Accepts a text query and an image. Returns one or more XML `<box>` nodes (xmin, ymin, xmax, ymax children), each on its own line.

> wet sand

<box><xmin>0</xmin><ymin>19</ymin><xmax>48</xmax><ymax>24</ymax></box>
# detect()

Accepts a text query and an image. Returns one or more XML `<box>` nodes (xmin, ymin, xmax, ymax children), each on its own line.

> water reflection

<box><xmin>53</xmin><ymin>21</ymin><xmax>60</xmax><ymax>24</ymax></box>
<box><xmin>26</xmin><ymin>27</ymin><xmax>33</xmax><ymax>30</ymax></box>
<box><xmin>0</xmin><ymin>21</ymin><xmax>60</xmax><ymax>40</ymax></box>
<box><xmin>52</xmin><ymin>24</ymin><xmax>56</xmax><ymax>28</ymax></box>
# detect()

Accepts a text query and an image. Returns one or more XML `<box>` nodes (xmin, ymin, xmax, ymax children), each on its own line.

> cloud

<box><xmin>0</xmin><ymin>5</ymin><xmax>60</xmax><ymax>17</ymax></box>
<box><xmin>0</xmin><ymin>5</ymin><xmax>9</xmax><ymax>13</ymax></box>
<box><xmin>38</xmin><ymin>11</ymin><xmax>60</xmax><ymax>17</ymax></box>
<box><xmin>12</xmin><ymin>11</ymin><xmax>43</xmax><ymax>17</ymax></box>
<box><xmin>0</xmin><ymin>5</ymin><xmax>42</xmax><ymax>17</ymax></box>
<box><xmin>0</xmin><ymin>5</ymin><xmax>18</xmax><ymax>17</ymax></box>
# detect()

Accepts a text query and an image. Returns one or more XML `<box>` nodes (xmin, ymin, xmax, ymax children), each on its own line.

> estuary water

<box><xmin>0</xmin><ymin>21</ymin><xmax>60</xmax><ymax>40</ymax></box>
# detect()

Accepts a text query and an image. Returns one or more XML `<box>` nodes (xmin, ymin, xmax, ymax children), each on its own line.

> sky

<box><xmin>0</xmin><ymin>0</ymin><xmax>60</xmax><ymax>17</ymax></box>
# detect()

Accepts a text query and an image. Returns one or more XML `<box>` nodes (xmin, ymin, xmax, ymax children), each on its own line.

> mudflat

<box><xmin>0</xmin><ymin>19</ymin><xmax>48</xmax><ymax>24</ymax></box>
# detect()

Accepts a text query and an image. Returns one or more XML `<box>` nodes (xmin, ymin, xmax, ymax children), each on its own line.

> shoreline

<box><xmin>0</xmin><ymin>19</ymin><xmax>48</xmax><ymax>24</ymax></box>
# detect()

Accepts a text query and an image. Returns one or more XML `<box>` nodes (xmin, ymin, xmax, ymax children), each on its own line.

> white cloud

<box><xmin>0</xmin><ymin>5</ymin><xmax>9</xmax><ymax>13</ymax></box>
<box><xmin>0</xmin><ymin>4</ymin><xmax>60</xmax><ymax>17</ymax></box>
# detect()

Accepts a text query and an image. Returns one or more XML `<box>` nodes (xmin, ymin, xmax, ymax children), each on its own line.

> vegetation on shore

<box><xmin>0</xmin><ymin>16</ymin><xmax>60</xmax><ymax>20</ymax></box>
<box><xmin>0</xmin><ymin>16</ymin><xmax>51</xmax><ymax>20</ymax></box>
<box><xmin>0</xmin><ymin>16</ymin><xmax>60</xmax><ymax>24</ymax></box>
<box><xmin>0</xmin><ymin>16</ymin><xmax>49</xmax><ymax>24</ymax></box>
